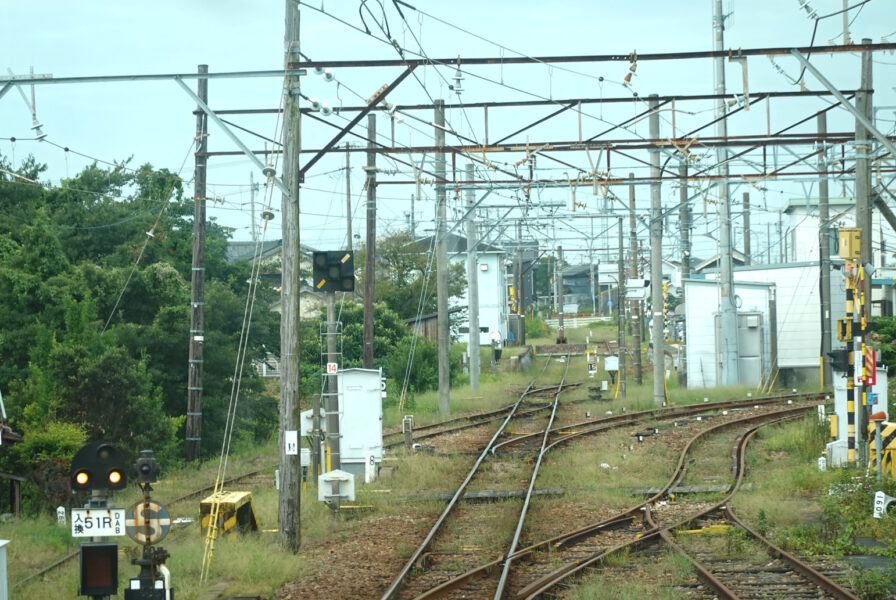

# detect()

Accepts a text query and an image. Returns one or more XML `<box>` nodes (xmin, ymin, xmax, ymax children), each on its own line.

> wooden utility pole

<box><xmin>628</xmin><ymin>174</ymin><xmax>641</xmax><ymax>385</ymax></box>
<box><xmin>649</xmin><ymin>94</ymin><xmax>665</xmax><ymax>406</ymax></box>
<box><xmin>363</xmin><ymin>114</ymin><xmax>376</xmax><ymax>368</ymax></box>
<box><xmin>465</xmin><ymin>164</ymin><xmax>480</xmax><ymax>391</ymax></box>
<box><xmin>186</xmin><ymin>64</ymin><xmax>208</xmax><ymax>462</ymax></box>
<box><xmin>617</xmin><ymin>217</ymin><xmax>626</xmax><ymax>397</ymax></box>
<box><xmin>818</xmin><ymin>112</ymin><xmax>833</xmax><ymax>387</ymax></box>
<box><xmin>435</xmin><ymin>99</ymin><xmax>450</xmax><ymax>415</ymax></box>
<box><xmin>278</xmin><ymin>0</ymin><xmax>301</xmax><ymax>554</ymax></box>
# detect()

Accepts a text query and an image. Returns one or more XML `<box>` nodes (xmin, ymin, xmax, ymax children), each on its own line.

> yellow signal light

<box><xmin>75</xmin><ymin>471</ymin><xmax>89</xmax><ymax>486</ymax></box>
<box><xmin>107</xmin><ymin>470</ymin><xmax>123</xmax><ymax>486</ymax></box>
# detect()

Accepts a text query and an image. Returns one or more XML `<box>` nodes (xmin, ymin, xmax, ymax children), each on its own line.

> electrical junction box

<box><xmin>318</xmin><ymin>469</ymin><xmax>355</xmax><ymax>503</ymax></box>
<box><xmin>604</xmin><ymin>356</ymin><xmax>619</xmax><ymax>372</ymax></box>
<box><xmin>837</xmin><ymin>228</ymin><xmax>862</xmax><ymax>260</ymax></box>
<box><xmin>300</xmin><ymin>368</ymin><xmax>384</xmax><ymax>480</ymax></box>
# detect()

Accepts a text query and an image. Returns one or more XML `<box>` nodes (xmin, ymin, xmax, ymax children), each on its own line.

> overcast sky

<box><xmin>2</xmin><ymin>1</ymin><xmax>895</xmax><ymax>263</ymax></box>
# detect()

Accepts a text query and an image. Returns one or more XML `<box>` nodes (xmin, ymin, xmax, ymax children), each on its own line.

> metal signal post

<box><xmin>125</xmin><ymin>449</ymin><xmax>173</xmax><ymax>600</ymax></box>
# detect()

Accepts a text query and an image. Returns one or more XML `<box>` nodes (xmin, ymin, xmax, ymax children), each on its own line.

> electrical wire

<box><xmin>100</xmin><ymin>138</ymin><xmax>195</xmax><ymax>333</ymax></box>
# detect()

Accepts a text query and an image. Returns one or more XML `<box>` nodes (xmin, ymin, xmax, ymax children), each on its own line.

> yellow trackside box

<box><xmin>200</xmin><ymin>491</ymin><xmax>259</xmax><ymax>538</ymax></box>
<box><xmin>838</xmin><ymin>228</ymin><xmax>862</xmax><ymax>260</ymax></box>
<box><xmin>837</xmin><ymin>318</ymin><xmax>852</xmax><ymax>342</ymax></box>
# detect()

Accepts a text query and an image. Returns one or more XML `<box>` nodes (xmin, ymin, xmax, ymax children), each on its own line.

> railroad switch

<box><xmin>676</xmin><ymin>523</ymin><xmax>733</xmax><ymax>536</ymax></box>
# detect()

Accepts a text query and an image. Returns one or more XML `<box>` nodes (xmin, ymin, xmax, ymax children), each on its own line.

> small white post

<box><xmin>365</xmin><ymin>451</ymin><xmax>377</xmax><ymax>484</ymax></box>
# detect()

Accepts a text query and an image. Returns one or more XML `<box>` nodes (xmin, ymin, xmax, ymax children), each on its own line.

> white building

<box><xmin>412</xmin><ymin>233</ymin><xmax>508</xmax><ymax>347</ymax></box>
<box><xmin>692</xmin><ymin>262</ymin><xmax>847</xmax><ymax>386</ymax></box>
<box><xmin>783</xmin><ymin>198</ymin><xmax>886</xmax><ymax>265</ymax></box>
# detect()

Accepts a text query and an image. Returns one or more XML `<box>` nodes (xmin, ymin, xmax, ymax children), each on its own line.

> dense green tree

<box><xmin>361</xmin><ymin>231</ymin><xmax>467</xmax><ymax>319</ymax></box>
<box><xmin>0</xmin><ymin>155</ymin><xmax>280</xmax><ymax>511</ymax></box>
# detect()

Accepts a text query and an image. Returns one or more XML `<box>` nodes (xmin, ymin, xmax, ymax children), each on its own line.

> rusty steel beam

<box><xmin>298</xmin><ymin>64</ymin><xmax>416</xmax><ymax>181</ymax></box>
<box><xmin>199</xmin><ymin>131</ymin><xmax>872</xmax><ymax>158</ymax></box>
<box><xmin>202</xmin><ymin>89</ymin><xmax>855</xmax><ymax>116</ymax></box>
<box><xmin>288</xmin><ymin>42</ymin><xmax>896</xmax><ymax>69</ymax></box>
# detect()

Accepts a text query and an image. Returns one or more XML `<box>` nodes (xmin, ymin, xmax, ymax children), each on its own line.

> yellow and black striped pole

<box><xmin>846</xmin><ymin>262</ymin><xmax>857</xmax><ymax>465</ymax></box>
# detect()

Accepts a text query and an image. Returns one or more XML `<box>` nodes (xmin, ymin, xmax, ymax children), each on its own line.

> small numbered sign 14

<box><xmin>71</xmin><ymin>508</ymin><xmax>126</xmax><ymax>537</ymax></box>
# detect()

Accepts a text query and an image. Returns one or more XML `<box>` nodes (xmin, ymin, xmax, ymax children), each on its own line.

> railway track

<box><xmin>404</xmin><ymin>400</ymin><xmax>829</xmax><ymax>599</ymax></box>
<box><xmin>382</xmin><ymin>384</ymin><xmax>581</xmax><ymax>451</ymax></box>
<box><xmin>515</xmin><ymin>408</ymin><xmax>857</xmax><ymax>600</ymax></box>
<box><xmin>380</xmin><ymin>352</ymin><xmax>572</xmax><ymax>600</ymax></box>
<box><xmin>14</xmin><ymin>377</ymin><xmax>832</xmax><ymax>597</ymax></box>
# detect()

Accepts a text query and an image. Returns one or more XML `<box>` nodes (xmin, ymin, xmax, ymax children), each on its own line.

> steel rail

<box><xmin>514</xmin><ymin>406</ymin><xmax>813</xmax><ymax>599</ymax></box>
<box><xmin>412</xmin><ymin>401</ymin><xmax>817</xmax><ymax>599</ymax></box>
<box><xmin>721</xmin><ymin>504</ymin><xmax>860</xmax><ymax>599</ymax></box>
<box><xmin>378</xmin><ymin>352</ymin><xmax>563</xmax><ymax>600</ymax></box>
<box><xmin>381</xmin><ymin>384</ymin><xmax>581</xmax><ymax>449</ymax></box>
<box><xmin>493</xmin><ymin>392</ymin><xmax>823</xmax><ymax>453</ymax></box>
<box><xmin>643</xmin><ymin>421</ymin><xmax>859</xmax><ymax>600</ymax></box>
<box><xmin>494</xmin><ymin>357</ymin><xmax>571</xmax><ymax>599</ymax></box>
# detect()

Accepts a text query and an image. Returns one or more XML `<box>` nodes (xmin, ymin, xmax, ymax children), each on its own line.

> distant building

<box><xmin>412</xmin><ymin>233</ymin><xmax>508</xmax><ymax>347</ymax></box>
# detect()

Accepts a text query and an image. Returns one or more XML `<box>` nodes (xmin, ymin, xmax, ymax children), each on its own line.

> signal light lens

<box><xmin>75</xmin><ymin>471</ymin><xmax>89</xmax><ymax>486</ymax></box>
<box><xmin>108</xmin><ymin>470</ymin><xmax>123</xmax><ymax>486</ymax></box>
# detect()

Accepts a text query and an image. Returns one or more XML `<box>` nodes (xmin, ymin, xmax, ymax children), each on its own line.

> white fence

<box><xmin>544</xmin><ymin>316</ymin><xmax>612</xmax><ymax>328</ymax></box>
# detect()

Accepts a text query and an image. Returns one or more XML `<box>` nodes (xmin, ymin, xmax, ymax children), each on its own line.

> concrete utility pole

<box><xmin>325</xmin><ymin>294</ymin><xmax>340</xmax><ymax>471</ymax></box>
<box><xmin>679</xmin><ymin>161</ymin><xmax>690</xmax><ymax>387</ymax></box>
<box><xmin>345</xmin><ymin>142</ymin><xmax>352</xmax><ymax>251</ymax></box>
<box><xmin>186</xmin><ymin>64</ymin><xmax>208</xmax><ymax>462</ymax></box>
<box><xmin>589</xmin><ymin>217</ymin><xmax>597</xmax><ymax>316</ymax></box>
<box><xmin>410</xmin><ymin>193</ymin><xmax>416</xmax><ymax>238</ymax></box>
<box><xmin>856</xmin><ymin>39</ymin><xmax>873</xmax><ymax>460</ymax></box>
<box><xmin>435</xmin><ymin>100</ymin><xmax>450</xmax><ymax>415</ymax></box>
<box><xmin>628</xmin><ymin>174</ymin><xmax>642</xmax><ymax>385</ymax></box>
<box><xmin>363</xmin><ymin>115</ymin><xmax>376</xmax><ymax>368</ymax></box>
<box><xmin>856</xmin><ymin>39</ymin><xmax>873</xmax><ymax>318</ymax></box>
<box><xmin>649</xmin><ymin>94</ymin><xmax>665</xmax><ymax>406</ymax></box>
<box><xmin>617</xmin><ymin>217</ymin><xmax>626</xmax><ymax>397</ymax></box>
<box><xmin>818</xmin><ymin>112</ymin><xmax>833</xmax><ymax>387</ymax></box>
<box><xmin>465</xmin><ymin>164</ymin><xmax>480</xmax><ymax>391</ymax></box>
<box><xmin>557</xmin><ymin>246</ymin><xmax>566</xmax><ymax>343</ymax></box>
<box><xmin>516</xmin><ymin>221</ymin><xmax>526</xmax><ymax>344</ymax></box>
<box><xmin>278</xmin><ymin>0</ymin><xmax>301</xmax><ymax>554</ymax></box>
<box><xmin>742</xmin><ymin>193</ymin><xmax>751</xmax><ymax>260</ymax></box>
<box><xmin>713</xmin><ymin>0</ymin><xmax>739</xmax><ymax>386</ymax></box>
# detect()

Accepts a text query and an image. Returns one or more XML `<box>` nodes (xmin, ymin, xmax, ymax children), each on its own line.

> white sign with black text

<box><xmin>71</xmin><ymin>508</ymin><xmax>126</xmax><ymax>537</ymax></box>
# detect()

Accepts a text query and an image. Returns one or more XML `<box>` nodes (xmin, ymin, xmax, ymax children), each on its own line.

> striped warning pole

<box><xmin>845</xmin><ymin>262</ymin><xmax>857</xmax><ymax>465</ymax></box>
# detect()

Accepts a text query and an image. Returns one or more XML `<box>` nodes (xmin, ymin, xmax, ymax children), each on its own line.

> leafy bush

<box><xmin>526</xmin><ymin>315</ymin><xmax>550</xmax><ymax>339</ymax></box>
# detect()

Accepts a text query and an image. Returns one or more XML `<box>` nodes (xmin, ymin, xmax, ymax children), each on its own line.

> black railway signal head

<box><xmin>70</xmin><ymin>441</ymin><xmax>128</xmax><ymax>492</ymax></box>
<box><xmin>312</xmin><ymin>251</ymin><xmax>355</xmax><ymax>293</ymax></box>
<box><xmin>134</xmin><ymin>449</ymin><xmax>161</xmax><ymax>484</ymax></box>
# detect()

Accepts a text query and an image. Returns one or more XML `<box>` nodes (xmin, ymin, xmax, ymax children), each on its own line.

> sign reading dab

<box><xmin>70</xmin><ymin>441</ymin><xmax>128</xmax><ymax>492</ymax></box>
